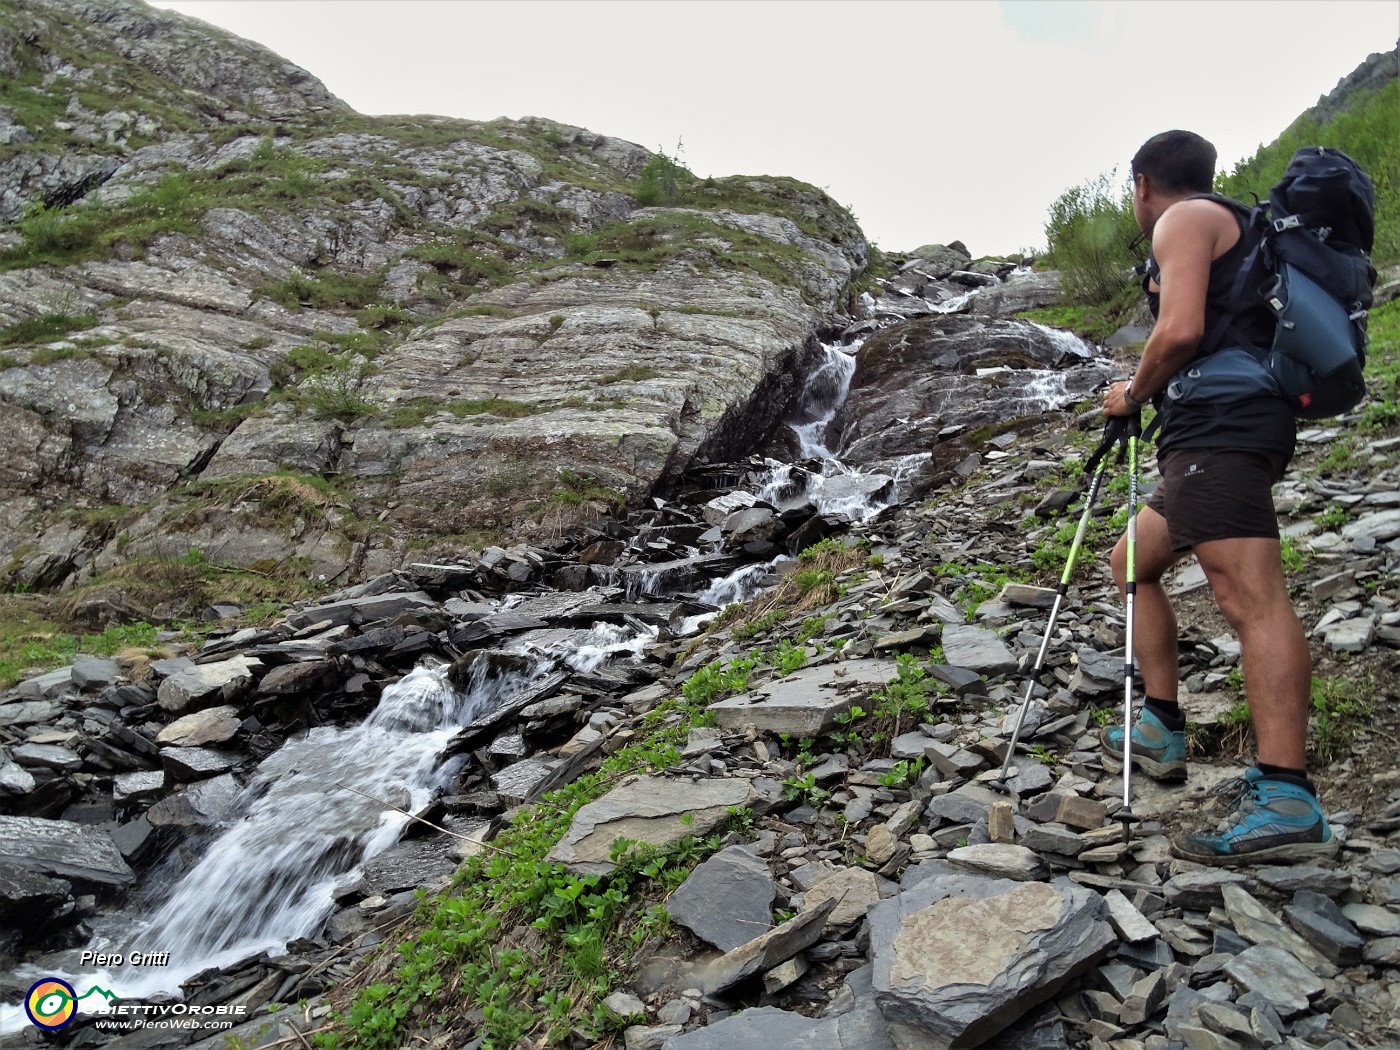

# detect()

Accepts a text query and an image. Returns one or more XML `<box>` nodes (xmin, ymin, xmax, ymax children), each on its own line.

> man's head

<box><xmin>1131</xmin><ymin>130</ymin><xmax>1217</xmax><ymax>235</ymax></box>
<box><xmin>1131</xmin><ymin>130</ymin><xmax>1217</xmax><ymax>195</ymax></box>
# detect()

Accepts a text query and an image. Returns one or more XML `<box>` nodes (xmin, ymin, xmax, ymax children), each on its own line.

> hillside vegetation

<box><xmin>1039</xmin><ymin>66</ymin><xmax>1398</xmax><ymax>328</ymax></box>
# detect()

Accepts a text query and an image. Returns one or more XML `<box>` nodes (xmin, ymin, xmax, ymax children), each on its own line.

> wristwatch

<box><xmin>1122</xmin><ymin>383</ymin><xmax>1144</xmax><ymax>410</ymax></box>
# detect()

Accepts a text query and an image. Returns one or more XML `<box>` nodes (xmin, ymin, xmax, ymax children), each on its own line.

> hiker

<box><xmin>1098</xmin><ymin>130</ymin><xmax>1337</xmax><ymax>865</ymax></box>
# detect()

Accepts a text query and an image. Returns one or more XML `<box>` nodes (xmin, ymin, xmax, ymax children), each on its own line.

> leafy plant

<box><xmin>1042</xmin><ymin>169</ymin><xmax>1140</xmax><ymax>304</ymax></box>
<box><xmin>1309</xmin><ymin>675</ymin><xmax>1373</xmax><ymax>762</ymax></box>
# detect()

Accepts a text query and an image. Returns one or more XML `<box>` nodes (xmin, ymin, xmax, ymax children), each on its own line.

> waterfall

<box><xmin>0</xmin><ymin>626</ymin><xmax>652</xmax><ymax>1020</ymax></box>
<box><xmin>789</xmin><ymin>340</ymin><xmax>858</xmax><ymax>460</ymax></box>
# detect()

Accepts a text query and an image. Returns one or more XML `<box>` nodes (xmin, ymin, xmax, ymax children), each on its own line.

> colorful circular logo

<box><xmin>25</xmin><ymin>978</ymin><xmax>78</xmax><ymax>1030</ymax></box>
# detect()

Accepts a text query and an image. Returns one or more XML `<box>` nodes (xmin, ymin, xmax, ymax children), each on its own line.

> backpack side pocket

<box><xmin>1166</xmin><ymin>347</ymin><xmax>1280</xmax><ymax>406</ymax></box>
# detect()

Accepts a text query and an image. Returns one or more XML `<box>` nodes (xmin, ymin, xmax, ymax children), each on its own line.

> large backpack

<box><xmin>1200</xmin><ymin>147</ymin><xmax>1377</xmax><ymax>418</ymax></box>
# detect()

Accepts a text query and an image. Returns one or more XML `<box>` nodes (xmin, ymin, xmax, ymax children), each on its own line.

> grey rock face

<box><xmin>156</xmin><ymin>656</ymin><xmax>261</xmax><ymax>713</ymax></box>
<box><xmin>0</xmin><ymin>815</ymin><xmax>134</xmax><ymax>889</ymax></box>
<box><xmin>667</xmin><ymin>845</ymin><xmax>777</xmax><ymax>951</ymax></box>
<box><xmin>939</xmin><ymin>624</ymin><xmax>1018</xmax><ymax>676</ymax></box>
<box><xmin>829</xmin><ymin>313</ymin><xmax>1114</xmax><ymax>467</ymax></box>
<box><xmin>868</xmin><ymin>872</ymin><xmax>1114</xmax><ymax>1049</ymax></box>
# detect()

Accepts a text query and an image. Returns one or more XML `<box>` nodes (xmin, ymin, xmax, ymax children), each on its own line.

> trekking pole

<box><xmin>1119</xmin><ymin>411</ymin><xmax>1143</xmax><ymax>843</ymax></box>
<box><xmin>995</xmin><ymin>418</ymin><xmax>1129</xmax><ymax>786</ymax></box>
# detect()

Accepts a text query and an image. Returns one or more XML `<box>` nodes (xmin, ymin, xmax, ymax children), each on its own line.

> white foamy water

<box><xmin>789</xmin><ymin>340</ymin><xmax>859</xmax><ymax>460</ymax></box>
<box><xmin>0</xmin><ymin>624</ymin><xmax>650</xmax><ymax>1029</ymax></box>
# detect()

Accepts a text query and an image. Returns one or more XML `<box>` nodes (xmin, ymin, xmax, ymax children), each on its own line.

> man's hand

<box><xmin>1103</xmin><ymin>380</ymin><xmax>1141</xmax><ymax>418</ymax></box>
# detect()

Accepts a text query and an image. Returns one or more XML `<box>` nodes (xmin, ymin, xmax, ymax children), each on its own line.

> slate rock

<box><xmin>940</xmin><ymin>624</ymin><xmax>1017</xmax><ymax>676</ymax></box>
<box><xmin>709</xmin><ymin>659</ymin><xmax>895</xmax><ymax>736</ymax></box>
<box><xmin>0</xmin><ymin>815</ymin><xmax>134</xmax><ymax>889</ymax></box>
<box><xmin>668</xmin><ymin>845</ymin><xmax>776</xmax><ymax>952</ymax></box>
<box><xmin>70</xmin><ymin>657</ymin><xmax>119</xmax><ymax>690</ymax></box>
<box><xmin>156</xmin><ymin>704</ymin><xmax>242</xmax><ymax>747</ymax></box>
<box><xmin>161</xmin><ymin>747</ymin><xmax>241</xmax><ymax>781</ymax></box>
<box><xmin>112</xmin><ymin>769</ymin><xmax>165</xmax><ymax>804</ymax></box>
<box><xmin>156</xmin><ymin>656</ymin><xmax>261</xmax><ymax>713</ymax></box>
<box><xmin>801</xmin><ymin>866</ymin><xmax>880</xmax><ymax>930</ymax></box>
<box><xmin>1223</xmin><ymin>944</ymin><xmax>1323</xmax><ymax>1017</ymax></box>
<box><xmin>0</xmin><ymin>761</ymin><xmax>36</xmax><ymax>795</ymax></box>
<box><xmin>11</xmin><ymin>743</ymin><xmax>82</xmax><ymax>773</ymax></box>
<box><xmin>0</xmin><ymin>863</ymin><xmax>71</xmax><ymax>925</ymax></box>
<box><xmin>663</xmin><ymin>1007</ymin><xmax>820</xmax><ymax>1050</ymax></box>
<box><xmin>948</xmin><ymin>843</ymin><xmax>1049</xmax><ymax>881</ymax></box>
<box><xmin>698</xmin><ymin>897</ymin><xmax>839</xmax><ymax>995</ymax></box>
<box><xmin>146</xmin><ymin>774</ymin><xmax>242</xmax><ymax>827</ymax></box>
<box><xmin>869</xmin><ymin>872</ymin><xmax>1114</xmax><ymax>1048</ymax></box>
<box><xmin>548</xmin><ymin>776</ymin><xmax>753</xmax><ymax>876</ymax></box>
<box><xmin>1284</xmin><ymin>889</ymin><xmax>1363</xmax><ymax>966</ymax></box>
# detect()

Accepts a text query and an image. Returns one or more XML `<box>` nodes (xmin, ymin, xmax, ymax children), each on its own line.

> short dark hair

<box><xmin>1131</xmin><ymin>130</ymin><xmax>1217</xmax><ymax>195</ymax></box>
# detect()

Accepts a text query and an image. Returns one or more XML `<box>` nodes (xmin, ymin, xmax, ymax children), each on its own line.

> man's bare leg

<box><xmin>1193</xmin><ymin>536</ymin><xmax>1311</xmax><ymax>769</ymax></box>
<box><xmin>1111</xmin><ymin>505</ymin><xmax>1184</xmax><ymax>701</ymax></box>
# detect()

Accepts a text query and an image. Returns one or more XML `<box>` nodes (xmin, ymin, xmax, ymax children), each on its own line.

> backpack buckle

<box><xmin>1272</xmin><ymin>215</ymin><xmax>1303</xmax><ymax>233</ymax></box>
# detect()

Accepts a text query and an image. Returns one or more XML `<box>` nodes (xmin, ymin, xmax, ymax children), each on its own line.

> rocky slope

<box><xmin>1</xmin><ymin>234</ymin><xmax>1396</xmax><ymax>1047</ymax></box>
<box><xmin>0</xmin><ymin>0</ymin><xmax>871</xmax><ymax>601</ymax></box>
<box><xmin>2</xmin><ymin>362</ymin><xmax>1396</xmax><ymax>1049</ymax></box>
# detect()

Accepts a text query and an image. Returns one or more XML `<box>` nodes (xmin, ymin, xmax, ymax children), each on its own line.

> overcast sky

<box><xmin>150</xmin><ymin>0</ymin><xmax>1397</xmax><ymax>257</ymax></box>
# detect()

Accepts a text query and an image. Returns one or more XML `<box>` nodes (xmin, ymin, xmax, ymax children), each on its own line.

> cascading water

<box><xmin>789</xmin><ymin>340</ymin><xmax>858</xmax><ymax>460</ymax></box>
<box><xmin>746</xmin><ymin>338</ymin><xmax>907</xmax><ymax>523</ymax></box>
<box><xmin>0</xmin><ymin>622</ymin><xmax>649</xmax><ymax>1028</ymax></box>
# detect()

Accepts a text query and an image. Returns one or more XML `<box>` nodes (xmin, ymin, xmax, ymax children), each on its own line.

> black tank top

<box><xmin>1145</xmin><ymin>200</ymin><xmax>1294</xmax><ymax>457</ymax></box>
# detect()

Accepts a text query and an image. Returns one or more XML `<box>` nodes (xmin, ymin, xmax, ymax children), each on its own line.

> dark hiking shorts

<box><xmin>1146</xmin><ymin>448</ymin><xmax>1287</xmax><ymax>553</ymax></box>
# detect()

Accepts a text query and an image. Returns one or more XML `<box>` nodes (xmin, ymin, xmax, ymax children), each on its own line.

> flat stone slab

<box><xmin>708</xmin><ymin>659</ymin><xmax>895</xmax><ymax>736</ymax></box>
<box><xmin>548</xmin><ymin>776</ymin><xmax>754</xmax><ymax>876</ymax></box>
<box><xmin>948</xmin><ymin>843</ymin><xmax>1049</xmax><ymax>882</ymax></box>
<box><xmin>800</xmin><ymin>866</ymin><xmax>881</xmax><ymax>930</ymax></box>
<box><xmin>0</xmin><ymin>815</ymin><xmax>134</xmax><ymax>889</ymax></box>
<box><xmin>0</xmin><ymin>700</ymin><xmax>63</xmax><ymax>727</ymax></box>
<box><xmin>285</xmin><ymin>590</ymin><xmax>438</xmax><ymax>629</ymax></box>
<box><xmin>1223</xmin><ymin>943</ymin><xmax>1323</xmax><ymax>1017</ymax></box>
<box><xmin>940</xmin><ymin>624</ymin><xmax>1018</xmax><ymax>677</ymax></box>
<box><xmin>663</xmin><ymin>1006</ymin><xmax>820</xmax><ymax>1050</ymax></box>
<box><xmin>668</xmin><ymin>845</ymin><xmax>776</xmax><ymax>951</ymax></box>
<box><xmin>12</xmin><ymin>743</ymin><xmax>81</xmax><ymax>772</ymax></box>
<box><xmin>869</xmin><ymin>872</ymin><xmax>1114</xmax><ymax>1049</ymax></box>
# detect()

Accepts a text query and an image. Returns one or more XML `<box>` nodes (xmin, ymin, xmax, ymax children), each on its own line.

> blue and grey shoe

<box><xmin>1100</xmin><ymin>707</ymin><xmax>1188</xmax><ymax>782</ymax></box>
<box><xmin>1172</xmin><ymin>768</ymin><xmax>1338</xmax><ymax>865</ymax></box>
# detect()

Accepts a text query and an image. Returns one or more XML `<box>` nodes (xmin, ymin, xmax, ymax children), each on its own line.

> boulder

<box><xmin>156</xmin><ymin>656</ymin><xmax>261</xmax><ymax>713</ymax></box>
<box><xmin>869</xmin><ymin>872</ymin><xmax>1114</xmax><ymax>1048</ymax></box>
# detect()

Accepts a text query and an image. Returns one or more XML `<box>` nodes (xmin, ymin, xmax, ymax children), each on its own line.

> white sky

<box><xmin>150</xmin><ymin>0</ymin><xmax>1397</xmax><ymax>257</ymax></box>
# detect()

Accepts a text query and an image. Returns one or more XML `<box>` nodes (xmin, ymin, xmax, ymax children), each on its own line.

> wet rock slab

<box><xmin>0</xmin><ymin>815</ymin><xmax>134</xmax><ymax>889</ymax></box>
<box><xmin>708</xmin><ymin>658</ymin><xmax>896</xmax><ymax>735</ymax></box>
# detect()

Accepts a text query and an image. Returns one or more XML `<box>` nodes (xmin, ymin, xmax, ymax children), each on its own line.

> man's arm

<box><xmin>1105</xmin><ymin>199</ymin><xmax>1236</xmax><ymax>416</ymax></box>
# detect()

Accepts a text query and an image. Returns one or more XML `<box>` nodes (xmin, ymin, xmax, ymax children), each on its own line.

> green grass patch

<box><xmin>383</xmin><ymin>396</ymin><xmax>539</xmax><ymax>428</ymax></box>
<box><xmin>598</xmin><ymin>364</ymin><xmax>660</xmax><ymax>385</ymax></box>
<box><xmin>0</xmin><ymin>610</ymin><xmax>157</xmax><ymax>690</ymax></box>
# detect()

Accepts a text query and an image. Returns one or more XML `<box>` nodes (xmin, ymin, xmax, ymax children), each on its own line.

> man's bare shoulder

<box><xmin>1155</xmin><ymin>197</ymin><xmax>1239</xmax><ymax>254</ymax></box>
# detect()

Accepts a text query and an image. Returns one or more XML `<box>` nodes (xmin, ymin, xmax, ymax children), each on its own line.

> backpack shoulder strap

<box><xmin>1192</xmin><ymin>195</ymin><xmax>1270</xmax><ymax>359</ymax></box>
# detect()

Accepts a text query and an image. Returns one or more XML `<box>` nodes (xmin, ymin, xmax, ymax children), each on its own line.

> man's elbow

<box><xmin>1155</xmin><ymin>320</ymin><xmax>1205</xmax><ymax>362</ymax></box>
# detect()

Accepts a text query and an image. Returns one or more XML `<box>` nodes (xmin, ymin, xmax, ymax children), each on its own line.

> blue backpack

<box><xmin>1198</xmin><ymin>147</ymin><xmax>1376</xmax><ymax>418</ymax></box>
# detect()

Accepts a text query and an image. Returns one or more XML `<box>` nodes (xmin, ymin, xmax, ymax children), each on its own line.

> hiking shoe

<box><xmin>1171</xmin><ymin>768</ymin><xmax>1338</xmax><ymax>866</ymax></box>
<box><xmin>1100</xmin><ymin>708</ymin><xmax>1188</xmax><ymax>782</ymax></box>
